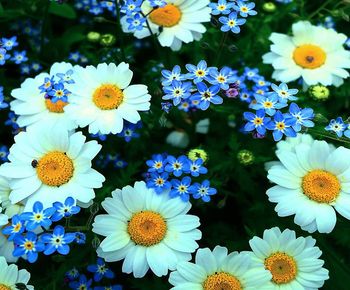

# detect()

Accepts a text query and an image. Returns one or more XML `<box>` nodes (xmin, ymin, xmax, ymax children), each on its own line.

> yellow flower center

<box><xmin>127</xmin><ymin>211</ymin><xmax>167</xmax><ymax>246</ymax></box>
<box><xmin>0</xmin><ymin>284</ymin><xmax>11</xmax><ymax>290</ymax></box>
<box><xmin>24</xmin><ymin>241</ymin><xmax>34</xmax><ymax>250</ymax></box>
<box><xmin>93</xmin><ymin>84</ymin><xmax>124</xmax><ymax>110</ymax></box>
<box><xmin>203</xmin><ymin>272</ymin><xmax>242</xmax><ymax>290</ymax></box>
<box><xmin>265</xmin><ymin>252</ymin><xmax>297</xmax><ymax>284</ymax></box>
<box><xmin>276</xmin><ymin>122</ymin><xmax>285</xmax><ymax>130</ymax></box>
<box><xmin>36</xmin><ymin>151</ymin><xmax>74</xmax><ymax>187</ymax></box>
<box><xmin>45</xmin><ymin>99</ymin><xmax>67</xmax><ymax>113</ymax></box>
<box><xmin>263</xmin><ymin>101</ymin><xmax>273</xmax><ymax>108</ymax></box>
<box><xmin>149</xmin><ymin>4</ymin><xmax>182</xmax><ymax>27</ymax></box>
<box><xmin>302</xmin><ymin>169</ymin><xmax>340</xmax><ymax>203</ymax></box>
<box><xmin>253</xmin><ymin>117</ymin><xmax>263</xmax><ymax>125</ymax></box>
<box><xmin>293</xmin><ymin>44</ymin><xmax>326</xmax><ymax>69</ymax></box>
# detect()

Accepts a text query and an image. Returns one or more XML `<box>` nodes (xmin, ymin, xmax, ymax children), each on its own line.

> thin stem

<box><xmin>308</xmin><ymin>0</ymin><xmax>333</xmax><ymax>19</ymax></box>
<box><xmin>215</xmin><ymin>32</ymin><xmax>228</xmax><ymax>66</ymax></box>
<box><xmin>115</xmin><ymin>0</ymin><xmax>126</xmax><ymax>60</ymax></box>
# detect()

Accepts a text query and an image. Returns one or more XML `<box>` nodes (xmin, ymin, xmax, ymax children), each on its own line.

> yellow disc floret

<box><xmin>127</xmin><ymin>211</ymin><xmax>167</xmax><ymax>246</ymax></box>
<box><xmin>36</xmin><ymin>151</ymin><xmax>74</xmax><ymax>187</ymax></box>
<box><xmin>93</xmin><ymin>84</ymin><xmax>124</xmax><ymax>110</ymax></box>
<box><xmin>149</xmin><ymin>4</ymin><xmax>182</xmax><ymax>27</ymax></box>
<box><xmin>0</xmin><ymin>284</ymin><xmax>11</xmax><ymax>290</ymax></box>
<box><xmin>203</xmin><ymin>272</ymin><xmax>242</xmax><ymax>290</ymax></box>
<box><xmin>302</xmin><ymin>170</ymin><xmax>340</xmax><ymax>203</ymax></box>
<box><xmin>45</xmin><ymin>99</ymin><xmax>67</xmax><ymax>113</ymax></box>
<box><xmin>293</xmin><ymin>44</ymin><xmax>326</xmax><ymax>69</ymax></box>
<box><xmin>265</xmin><ymin>252</ymin><xmax>297</xmax><ymax>284</ymax></box>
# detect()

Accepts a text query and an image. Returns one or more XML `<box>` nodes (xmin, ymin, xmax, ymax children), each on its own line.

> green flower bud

<box><xmin>237</xmin><ymin>150</ymin><xmax>254</xmax><ymax>165</ymax></box>
<box><xmin>100</xmin><ymin>33</ymin><xmax>116</xmax><ymax>47</ymax></box>
<box><xmin>87</xmin><ymin>31</ymin><xmax>101</xmax><ymax>43</ymax></box>
<box><xmin>263</xmin><ymin>2</ymin><xmax>276</xmax><ymax>12</ymax></box>
<box><xmin>309</xmin><ymin>85</ymin><xmax>330</xmax><ymax>101</ymax></box>
<box><xmin>313</xmin><ymin>113</ymin><xmax>329</xmax><ymax>124</ymax></box>
<box><xmin>188</xmin><ymin>149</ymin><xmax>208</xmax><ymax>162</ymax></box>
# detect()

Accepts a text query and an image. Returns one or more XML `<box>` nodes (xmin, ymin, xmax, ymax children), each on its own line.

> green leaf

<box><xmin>48</xmin><ymin>2</ymin><xmax>76</xmax><ymax>19</ymax></box>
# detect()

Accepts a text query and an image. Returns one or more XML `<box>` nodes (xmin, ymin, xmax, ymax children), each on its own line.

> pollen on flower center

<box><xmin>302</xmin><ymin>169</ymin><xmax>340</xmax><ymax>203</ymax></box>
<box><xmin>127</xmin><ymin>211</ymin><xmax>167</xmax><ymax>247</ymax></box>
<box><xmin>36</xmin><ymin>151</ymin><xmax>74</xmax><ymax>187</ymax></box>
<box><xmin>45</xmin><ymin>99</ymin><xmax>68</xmax><ymax>113</ymax></box>
<box><xmin>149</xmin><ymin>4</ymin><xmax>182</xmax><ymax>27</ymax></box>
<box><xmin>293</xmin><ymin>44</ymin><xmax>326</xmax><ymax>69</ymax></box>
<box><xmin>265</xmin><ymin>252</ymin><xmax>297</xmax><ymax>284</ymax></box>
<box><xmin>93</xmin><ymin>84</ymin><xmax>124</xmax><ymax>110</ymax></box>
<box><xmin>24</xmin><ymin>241</ymin><xmax>34</xmax><ymax>250</ymax></box>
<box><xmin>203</xmin><ymin>272</ymin><xmax>242</xmax><ymax>290</ymax></box>
<box><xmin>0</xmin><ymin>284</ymin><xmax>11</xmax><ymax>290</ymax></box>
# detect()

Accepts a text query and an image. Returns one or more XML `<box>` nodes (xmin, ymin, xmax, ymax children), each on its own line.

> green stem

<box><xmin>308</xmin><ymin>0</ymin><xmax>333</xmax><ymax>19</ymax></box>
<box><xmin>215</xmin><ymin>33</ymin><xmax>228</xmax><ymax>66</ymax></box>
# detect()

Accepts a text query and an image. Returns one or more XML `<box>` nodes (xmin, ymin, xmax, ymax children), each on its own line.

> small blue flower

<box><xmin>170</xmin><ymin>176</ymin><xmax>193</xmax><ymax>202</ymax></box>
<box><xmin>31</xmin><ymin>62</ymin><xmax>42</xmax><ymax>72</ymax></box>
<box><xmin>325</xmin><ymin>117</ymin><xmax>346</xmax><ymax>137</ymax></box>
<box><xmin>20</xmin><ymin>64</ymin><xmax>31</xmax><ymax>75</ymax></box>
<box><xmin>0</xmin><ymin>145</ymin><xmax>9</xmax><ymax>162</ymax></box>
<box><xmin>191</xmin><ymin>82</ymin><xmax>222</xmax><ymax>110</ymax></box>
<box><xmin>188</xmin><ymin>158</ymin><xmax>208</xmax><ymax>177</ymax></box>
<box><xmin>243</xmin><ymin>109</ymin><xmax>270</xmax><ymax>135</ymax></box>
<box><xmin>219</xmin><ymin>12</ymin><xmax>246</xmax><ymax>33</ymax></box>
<box><xmin>51</xmin><ymin>197</ymin><xmax>81</xmax><ymax>222</ymax></box>
<box><xmin>266</xmin><ymin>111</ymin><xmax>297</xmax><ymax>141</ymax></box>
<box><xmin>2</xmin><ymin>214</ymin><xmax>25</xmax><ymax>241</ymax></box>
<box><xmin>287</xmin><ymin>103</ymin><xmax>314</xmax><ymax>132</ymax></box>
<box><xmin>344</xmin><ymin>124</ymin><xmax>350</xmax><ymax>139</ymax></box>
<box><xmin>185</xmin><ymin>60</ymin><xmax>212</xmax><ymax>84</ymax></box>
<box><xmin>121</xmin><ymin>0</ymin><xmax>142</xmax><ymax>15</ymax></box>
<box><xmin>146</xmin><ymin>154</ymin><xmax>167</xmax><ymax>173</ymax></box>
<box><xmin>48</xmin><ymin>82</ymin><xmax>70</xmax><ymax>103</ymax></box>
<box><xmin>68</xmin><ymin>52</ymin><xmax>81</xmax><ymax>63</ymax></box>
<box><xmin>40</xmin><ymin>225</ymin><xmax>76</xmax><ymax>255</ymax></box>
<box><xmin>56</xmin><ymin>69</ymin><xmax>75</xmax><ymax>84</ymax></box>
<box><xmin>74</xmin><ymin>232</ymin><xmax>86</xmax><ymax>245</ymax></box>
<box><xmin>0</xmin><ymin>87</ymin><xmax>8</xmax><ymax>109</ymax></box>
<box><xmin>20</xmin><ymin>201</ymin><xmax>56</xmax><ymax>231</ymax></box>
<box><xmin>69</xmin><ymin>274</ymin><xmax>93</xmax><ymax>290</ymax></box>
<box><xmin>270</xmin><ymin>83</ymin><xmax>298</xmax><ymax>103</ymax></box>
<box><xmin>161</xmin><ymin>102</ymin><xmax>173</xmax><ymax>113</ymax></box>
<box><xmin>87</xmin><ymin>258</ymin><xmax>115</xmax><ymax>282</ymax></box>
<box><xmin>91</xmin><ymin>133</ymin><xmax>107</xmax><ymax>141</ymax></box>
<box><xmin>66</xmin><ymin>268</ymin><xmax>80</xmax><ymax>281</ymax></box>
<box><xmin>190</xmin><ymin>180</ymin><xmax>217</xmax><ymax>202</ymax></box>
<box><xmin>113</xmin><ymin>155</ymin><xmax>128</xmax><ymax>169</ymax></box>
<box><xmin>209</xmin><ymin>0</ymin><xmax>234</xmax><ymax>15</ymax></box>
<box><xmin>0</xmin><ymin>48</ymin><xmax>10</xmax><ymax>65</ymax></box>
<box><xmin>244</xmin><ymin>67</ymin><xmax>259</xmax><ymax>80</ymax></box>
<box><xmin>208</xmin><ymin>67</ymin><xmax>236</xmax><ymax>90</ymax></box>
<box><xmin>146</xmin><ymin>172</ymin><xmax>171</xmax><ymax>193</ymax></box>
<box><xmin>117</xmin><ymin>121</ymin><xmax>142</xmax><ymax>142</ymax></box>
<box><xmin>148</xmin><ymin>0</ymin><xmax>167</xmax><ymax>7</ymax></box>
<box><xmin>233</xmin><ymin>1</ymin><xmax>257</xmax><ymax>17</ymax></box>
<box><xmin>161</xmin><ymin>65</ymin><xmax>186</xmax><ymax>86</ymax></box>
<box><xmin>13</xmin><ymin>231</ymin><xmax>45</xmax><ymax>263</ymax></box>
<box><xmin>5</xmin><ymin>112</ymin><xmax>19</xmax><ymax>130</ymax></box>
<box><xmin>250</xmin><ymin>94</ymin><xmax>287</xmax><ymax>116</ymax></box>
<box><xmin>165</xmin><ymin>155</ymin><xmax>190</xmax><ymax>177</ymax></box>
<box><xmin>1</xmin><ymin>36</ymin><xmax>18</xmax><ymax>50</ymax></box>
<box><xmin>11</xmin><ymin>50</ymin><xmax>28</xmax><ymax>64</ymax></box>
<box><xmin>162</xmin><ymin>80</ymin><xmax>192</xmax><ymax>106</ymax></box>
<box><xmin>126</xmin><ymin>13</ymin><xmax>146</xmax><ymax>31</ymax></box>
<box><xmin>39</xmin><ymin>76</ymin><xmax>54</xmax><ymax>93</ymax></box>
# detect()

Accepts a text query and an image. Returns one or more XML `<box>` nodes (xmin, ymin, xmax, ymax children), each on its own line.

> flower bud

<box><xmin>87</xmin><ymin>31</ymin><xmax>101</xmax><ymax>43</ymax></box>
<box><xmin>237</xmin><ymin>149</ymin><xmax>254</xmax><ymax>165</ymax></box>
<box><xmin>100</xmin><ymin>34</ymin><xmax>116</xmax><ymax>47</ymax></box>
<box><xmin>309</xmin><ymin>85</ymin><xmax>330</xmax><ymax>101</ymax></box>
<box><xmin>263</xmin><ymin>2</ymin><xmax>276</xmax><ymax>12</ymax></box>
<box><xmin>188</xmin><ymin>149</ymin><xmax>208</xmax><ymax>162</ymax></box>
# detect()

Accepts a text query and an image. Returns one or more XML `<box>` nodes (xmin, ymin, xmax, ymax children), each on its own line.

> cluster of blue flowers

<box><xmin>66</xmin><ymin>258</ymin><xmax>122</xmax><ymax>290</ymax></box>
<box><xmin>243</xmin><ymin>82</ymin><xmax>315</xmax><ymax>141</ymax></box>
<box><xmin>0</xmin><ymin>36</ymin><xmax>28</xmax><ymax>66</ymax></box>
<box><xmin>91</xmin><ymin>121</ymin><xmax>142</xmax><ymax>142</ymax></box>
<box><xmin>96</xmin><ymin>153</ymin><xmax>128</xmax><ymax>169</ymax></box>
<box><xmin>0</xmin><ymin>86</ymin><xmax>9</xmax><ymax>110</ymax></box>
<box><xmin>68</xmin><ymin>51</ymin><xmax>89</xmax><ymax>64</ymax></box>
<box><xmin>5</xmin><ymin>112</ymin><xmax>21</xmax><ymax>135</ymax></box>
<box><xmin>2</xmin><ymin>198</ymin><xmax>84</xmax><ymax>263</ymax></box>
<box><xmin>20</xmin><ymin>62</ymin><xmax>43</xmax><ymax>76</ymax></box>
<box><xmin>75</xmin><ymin>0</ymin><xmax>117</xmax><ymax>16</ymax></box>
<box><xmin>210</xmin><ymin>0</ymin><xmax>257</xmax><ymax>34</ymax></box>
<box><xmin>161</xmin><ymin>60</ymin><xmax>239</xmax><ymax>112</ymax></box>
<box><xmin>38</xmin><ymin>68</ymin><xmax>75</xmax><ymax>104</ymax></box>
<box><xmin>325</xmin><ymin>117</ymin><xmax>350</xmax><ymax>138</ymax></box>
<box><xmin>122</xmin><ymin>0</ymin><xmax>167</xmax><ymax>32</ymax></box>
<box><xmin>145</xmin><ymin>153</ymin><xmax>217</xmax><ymax>202</ymax></box>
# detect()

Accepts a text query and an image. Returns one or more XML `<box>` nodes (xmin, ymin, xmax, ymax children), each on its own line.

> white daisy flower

<box><xmin>0</xmin><ymin>208</ymin><xmax>7</xmax><ymax>227</ymax></box>
<box><xmin>263</xmin><ymin>21</ymin><xmax>350</xmax><ymax>87</ymax></box>
<box><xmin>92</xmin><ymin>181</ymin><xmax>201</xmax><ymax>278</ymax></box>
<box><xmin>65</xmin><ymin>62</ymin><xmax>151</xmax><ymax>135</ymax></box>
<box><xmin>0</xmin><ymin>256</ymin><xmax>34</xmax><ymax>290</ymax></box>
<box><xmin>10</xmin><ymin>62</ymin><xmax>78</xmax><ymax>131</ymax></box>
<box><xmin>249</xmin><ymin>227</ymin><xmax>329</xmax><ymax>289</ymax></box>
<box><xmin>121</xmin><ymin>0</ymin><xmax>212</xmax><ymax>51</ymax></box>
<box><xmin>0</xmin><ymin>174</ymin><xmax>24</xmax><ymax>218</ymax></box>
<box><xmin>267</xmin><ymin>139</ymin><xmax>350</xmax><ymax>233</ymax></box>
<box><xmin>0</xmin><ymin>232</ymin><xmax>17</xmax><ymax>263</ymax></box>
<box><xmin>169</xmin><ymin>245</ymin><xmax>272</xmax><ymax>289</ymax></box>
<box><xmin>0</xmin><ymin>125</ymin><xmax>105</xmax><ymax>211</ymax></box>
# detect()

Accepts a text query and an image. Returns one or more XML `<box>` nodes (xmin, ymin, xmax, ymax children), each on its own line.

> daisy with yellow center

<box><xmin>0</xmin><ymin>125</ymin><xmax>105</xmax><ymax>211</ymax></box>
<box><xmin>65</xmin><ymin>62</ymin><xmax>151</xmax><ymax>135</ymax></box>
<box><xmin>249</xmin><ymin>227</ymin><xmax>329</xmax><ymax>289</ymax></box>
<box><xmin>0</xmin><ymin>256</ymin><xmax>34</xmax><ymax>290</ymax></box>
<box><xmin>92</xmin><ymin>181</ymin><xmax>201</xmax><ymax>278</ymax></box>
<box><xmin>267</xmin><ymin>138</ymin><xmax>350</xmax><ymax>233</ymax></box>
<box><xmin>121</xmin><ymin>0</ymin><xmax>211</xmax><ymax>51</ymax></box>
<box><xmin>10</xmin><ymin>62</ymin><xmax>78</xmax><ymax>131</ymax></box>
<box><xmin>169</xmin><ymin>246</ymin><xmax>272</xmax><ymax>289</ymax></box>
<box><xmin>263</xmin><ymin>21</ymin><xmax>350</xmax><ymax>87</ymax></box>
